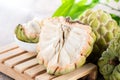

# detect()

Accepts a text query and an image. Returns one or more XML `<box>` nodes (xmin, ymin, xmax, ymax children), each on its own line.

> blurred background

<box><xmin>0</xmin><ymin>0</ymin><xmax>60</xmax><ymax>79</ymax></box>
<box><xmin>0</xmin><ymin>0</ymin><xmax>60</xmax><ymax>47</ymax></box>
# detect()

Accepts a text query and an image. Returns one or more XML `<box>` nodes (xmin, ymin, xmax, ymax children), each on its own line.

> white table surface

<box><xmin>0</xmin><ymin>0</ymin><xmax>60</xmax><ymax>79</ymax></box>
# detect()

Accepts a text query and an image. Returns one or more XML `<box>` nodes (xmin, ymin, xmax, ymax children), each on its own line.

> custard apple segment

<box><xmin>37</xmin><ymin>17</ymin><xmax>96</xmax><ymax>75</ymax></box>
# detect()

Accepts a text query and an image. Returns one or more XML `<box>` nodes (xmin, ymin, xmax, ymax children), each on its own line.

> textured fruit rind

<box><xmin>98</xmin><ymin>34</ymin><xmax>120</xmax><ymax>80</ymax></box>
<box><xmin>48</xmin><ymin>26</ymin><xmax>96</xmax><ymax>76</ymax></box>
<box><xmin>15</xmin><ymin>24</ymin><xmax>39</xmax><ymax>43</ymax></box>
<box><xmin>80</xmin><ymin>9</ymin><xmax>120</xmax><ymax>63</ymax></box>
<box><xmin>37</xmin><ymin>17</ymin><xmax>96</xmax><ymax>76</ymax></box>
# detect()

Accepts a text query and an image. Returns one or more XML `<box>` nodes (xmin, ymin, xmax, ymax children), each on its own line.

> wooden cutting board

<box><xmin>0</xmin><ymin>43</ymin><xmax>97</xmax><ymax>80</ymax></box>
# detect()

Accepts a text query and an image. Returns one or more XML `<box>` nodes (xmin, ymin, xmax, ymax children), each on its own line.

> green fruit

<box><xmin>98</xmin><ymin>34</ymin><xmax>120</xmax><ymax>80</ymax></box>
<box><xmin>15</xmin><ymin>24</ymin><xmax>39</xmax><ymax>43</ymax></box>
<box><xmin>37</xmin><ymin>17</ymin><xmax>96</xmax><ymax>75</ymax></box>
<box><xmin>80</xmin><ymin>9</ymin><xmax>120</xmax><ymax>63</ymax></box>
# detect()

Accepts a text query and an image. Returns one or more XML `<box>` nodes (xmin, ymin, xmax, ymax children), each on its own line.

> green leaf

<box><xmin>52</xmin><ymin>0</ymin><xmax>99</xmax><ymax>19</ymax></box>
<box><xmin>61</xmin><ymin>0</ymin><xmax>72</xmax><ymax>3</ymax></box>
<box><xmin>77</xmin><ymin>0</ymin><xmax>88</xmax><ymax>6</ymax></box>
<box><xmin>111</xmin><ymin>14</ymin><xmax>120</xmax><ymax>26</ymax></box>
<box><xmin>52</xmin><ymin>0</ymin><xmax>75</xmax><ymax>17</ymax></box>
<box><xmin>107</xmin><ymin>0</ymin><xmax>119</xmax><ymax>2</ymax></box>
<box><xmin>115</xmin><ymin>0</ymin><xmax>119</xmax><ymax>2</ymax></box>
<box><xmin>67</xmin><ymin>0</ymin><xmax>99</xmax><ymax>19</ymax></box>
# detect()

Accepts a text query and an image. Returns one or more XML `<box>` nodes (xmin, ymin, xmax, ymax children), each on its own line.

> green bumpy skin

<box><xmin>80</xmin><ymin>9</ymin><xmax>120</xmax><ymax>63</ymax></box>
<box><xmin>15</xmin><ymin>24</ymin><xmax>39</xmax><ymax>43</ymax></box>
<box><xmin>98</xmin><ymin>34</ymin><xmax>120</xmax><ymax>80</ymax></box>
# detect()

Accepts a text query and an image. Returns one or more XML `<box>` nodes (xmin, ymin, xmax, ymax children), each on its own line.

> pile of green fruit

<box><xmin>98</xmin><ymin>34</ymin><xmax>120</xmax><ymax>80</ymax></box>
<box><xmin>52</xmin><ymin>0</ymin><xmax>120</xmax><ymax>79</ymax></box>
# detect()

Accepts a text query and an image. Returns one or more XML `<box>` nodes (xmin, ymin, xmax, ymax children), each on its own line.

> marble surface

<box><xmin>0</xmin><ymin>0</ymin><xmax>60</xmax><ymax>79</ymax></box>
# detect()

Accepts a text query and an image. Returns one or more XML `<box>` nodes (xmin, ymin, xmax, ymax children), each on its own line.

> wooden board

<box><xmin>0</xmin><ymin>43</ymin><xmax>97</xmax><ymax>80</ymax></box>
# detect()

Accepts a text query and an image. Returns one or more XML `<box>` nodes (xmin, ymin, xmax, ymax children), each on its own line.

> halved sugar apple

<box><xmin>98</xmin><ymin>34</ymin><xmax>120</xmax><ymax>80</ymax></box>
<box><xmin>15</xmin><ymin>18</ymin><xmax>41</xmax><ymax>43</ymax></box>
<box><xmin>80</xmin><ymin>9</ymin><xmax>120</xmax><ymax>63</ymax></box>
<box><xmin>37</xmin><ymin>17</ymin><xmax>96</xmax><ymax>75</ymax></box>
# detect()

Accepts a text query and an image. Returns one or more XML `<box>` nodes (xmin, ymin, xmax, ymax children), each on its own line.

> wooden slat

<box><xmin>35</xmin><ymin>73</ymin><xmax>55</xmax><ymax>80</ymax></box>
<box><xmin>0</xmin><ymin>43</ymin><xmax>18</xmax><ymax>54</ymax></box>
<box><xmin>52</xmin><ymin>63</ymin><xmax>96</xmax><ymax>80</ymax></box>
<box><xmin>0</xmin><ymin>43</ymin><xmax>97</xmax><ymax>80</ymax></box>
<box><xmin>0</xmin><ymin>62</ymin><xmax>33</xmax><ymax>80</ymax></box>
<box><xmin>0</xmin><ymin>48</ymin><xmax>25</xmax><ymax>63</ymax></box>
<box><xmin>24</xmin><ymin>65</ymin><xmax>46</xmax><ymax>78</ymax></box>
<box><xmin>4</xmin><ymin>52</ymin><xmax>37</xmax><ymax>68</ymax></box>
<box><xmin>14</xmin><ymin>58</ymin><xmax>38</xmax><ymax>73</ymax></box>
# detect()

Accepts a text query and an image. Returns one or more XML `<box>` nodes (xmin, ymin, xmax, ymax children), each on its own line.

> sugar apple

<box><xmin>98</xmin><ymin>34</ymin><xmax>120</xmax><ymax>80</ymax></box>
<box><xmin>37</xmin><ymin>17</ymin><xmax>96</xmax><ymax>75</ymax></box>
<box><xmin>15</xmin><ymin>18</ymin><xmax>41</xmax><ymax>43</ymax></box>
<box><xmin>80</xmin><ymin>9</ymin><xmax>120</xmax><ymax>63</ymax></box>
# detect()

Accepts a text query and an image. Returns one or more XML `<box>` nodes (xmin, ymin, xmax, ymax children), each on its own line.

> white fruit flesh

<box><xmin>22</xmin><ymin>18</ymin><xmax>41</xmax><ymax>39</ymax></box>
<box><xmin>37</xmin><ymin>17</ymin><xmax>95</xmax><ymax>75</ymax></box>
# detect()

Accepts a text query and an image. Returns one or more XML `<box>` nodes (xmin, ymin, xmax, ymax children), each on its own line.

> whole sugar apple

<box><xmin>37</xmin><ymin>17</ymin><xmax>96</xmax><ymax>75</ymax></box>
<box><xmin>98</xmin><ymin>34</ymin><xmax>120</xmax><ymax>80</ymax></box>
<box><xmin>80</xmin><ymin>9</ymin><xmax>120</xmax><ymax>63</ymax></box>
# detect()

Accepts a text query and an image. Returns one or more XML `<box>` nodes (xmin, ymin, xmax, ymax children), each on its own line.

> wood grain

<box><xmin>35</xmin><ymin>73</ymin><xmax>56</xmax><ymax>80</ymax></box>
<box><xmin>52</xmin><ymin>63</ymin><xmax>97</xmax><ymax>80</ymax></box>
<box><xmin>14</xmin><ymin>58</ymin><xmax>38</xmax><ymax>73</ymax></box>
<box><xmin>4</xmin><ymin>52</ymin><xmax>36</xmax><ymax>67</ymax></box>
<box><xmin>0</xmin><ymin>48</ymin><xmax>25</xmax><ymax>63</ymax></box>
<box><xmin>24</xmin><ymin>65</ymin><xmax>46</xmax><ymax>78</ymax></box>
<box><xmin>0</xmin><ymin>43</ymin><xmax>18</xmax><ymax>54</ymax></box>
<box><xmin>0</xmin><ymin>43</ymin><xmax>97</xmax><ymax>80</ymax></box>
